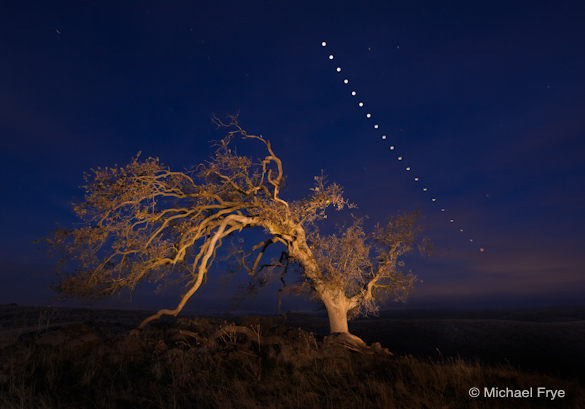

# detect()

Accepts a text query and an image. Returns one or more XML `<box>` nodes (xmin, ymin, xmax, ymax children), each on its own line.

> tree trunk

<box><xmin>322</xmin><ymin>292</ymin><xmax>350</xmax><ymax>334</ymax></box>
<box><xmin>326</xmin><ymin>302</ymin><xmax>349</xmax><ymax>333</ymax></box>
<box><xmin>288</xmin><ymin>240</ymin><xmax>353</xmax><ymax>335</ymax></box>
<box><xmin>321</xmin><ymin>291</ymin><xmax>369</xmax><ymax>350</ymax></box>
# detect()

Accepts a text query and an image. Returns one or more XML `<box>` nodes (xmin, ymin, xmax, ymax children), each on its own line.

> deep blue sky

<box><xmin>1</xmin><ymin>0</ymin><xmax>584</xmax><ymax>313</ymax></box>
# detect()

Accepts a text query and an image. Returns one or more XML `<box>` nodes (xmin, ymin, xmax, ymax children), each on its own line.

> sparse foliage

<box><xmin>308</xmin><ymin>214</ymin><xmax>428</xmax><ymax>320</ymax></box>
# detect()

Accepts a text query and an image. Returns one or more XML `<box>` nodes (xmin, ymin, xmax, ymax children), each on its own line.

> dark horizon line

<box><xmin>4</xmin><ymin>302</ymin><xmax>585</xmax><ymax>316</ymax></box>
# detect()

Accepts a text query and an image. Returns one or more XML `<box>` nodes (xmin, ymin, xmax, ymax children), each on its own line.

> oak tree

<box><xmin>46</xmin><ymin>117</ymin><xmax>425</xmax><ymax>341</ymax></box>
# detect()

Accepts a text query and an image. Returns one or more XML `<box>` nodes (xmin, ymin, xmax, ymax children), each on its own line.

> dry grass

<box><xmin>1</xmin><ymin>314</ymin><xmax>584</xmax><ymax>409</ymax></box>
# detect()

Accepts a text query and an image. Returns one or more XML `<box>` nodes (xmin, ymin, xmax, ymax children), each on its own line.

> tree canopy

<box><xmin>46</xmin><ymin>116</ymin><xmax>426</xmax><ymax>334</ymax></box>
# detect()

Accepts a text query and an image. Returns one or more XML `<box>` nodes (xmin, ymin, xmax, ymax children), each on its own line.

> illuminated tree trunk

<box><xmin>325</xmin><ymin>302</ymin><xmax>349</xmax><ymax>333</ymax></box>
<box><xmin>289</xmin><ymin>233</ymin><xmax>359</xmax><ymax>339</ymax></box>
<box><xmin>321</xmin><ymin>289</ymin><xmax>367</xmax><ymax>349</ymax></box>
<box><xmin>321</xmin><ymin>290</ymin><xmax>350</xmax><ymax>334</ymax></box>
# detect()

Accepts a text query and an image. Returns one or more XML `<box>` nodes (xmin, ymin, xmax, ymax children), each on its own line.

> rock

<box><xmin>154</xmin><ymin>339</ymin><xmax>168</xmax><ymax>354</ymax></box>
<box><xmin>68</xmin><ymin>332</ymin><xmax>102</xmax><ymax>349</ymax></box>
<box><xmin>36</xmin><ymin>330</ymin><xmax>68</xmax><ymax>346</ymax></box>
<box><xmin>370</xmin><ymin>341</ymin><xmax>393</xmax><ymax>355</ymax></box>
<box><xmin>35</xmin><ymin>323</ymin><xmax>103</xmax><ymax>350</ymax></box>
<box><xmin>324</xmin><ymin>332</ymin><xmax>367</xmax><ymax>350</ymax></box>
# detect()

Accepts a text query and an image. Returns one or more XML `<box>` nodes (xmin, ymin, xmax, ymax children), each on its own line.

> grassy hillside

<box><xmin>1</xmin><ymin>305</ymin><xmax>584</xmax><ymax>408</ymax></box>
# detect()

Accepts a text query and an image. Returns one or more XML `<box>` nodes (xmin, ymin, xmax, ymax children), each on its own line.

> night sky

<box><xmin>2</xmin><ymin>1</ymin><xmax>584</xmax><ymax>313</ymax></box>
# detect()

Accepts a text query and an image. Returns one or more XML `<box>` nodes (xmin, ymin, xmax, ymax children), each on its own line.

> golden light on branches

<box><xmin>45</xmin><ymin>116</ymin><xmax>426</xmax><ymax>336</ymax></box>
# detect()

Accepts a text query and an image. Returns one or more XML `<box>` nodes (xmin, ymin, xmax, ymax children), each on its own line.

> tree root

<box><xmin>323</xmin><ymin>332</ymin><xmax>393</xmax><ymax>355</ymax></box>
